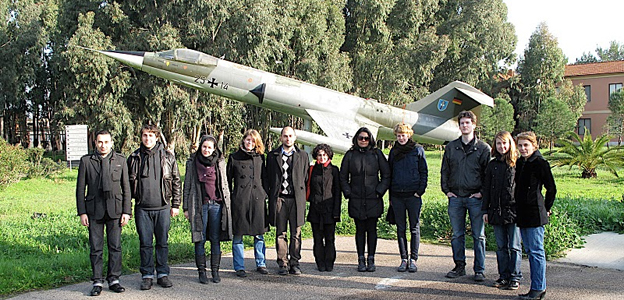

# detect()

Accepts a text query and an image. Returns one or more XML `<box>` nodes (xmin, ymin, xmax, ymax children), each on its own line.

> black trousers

<box><xmin>311</xmin><ymin>222</ymin><xmax>337</xmax><ymax>269</ymax></box>
<box><xmin>354</xmin><ymin>218</ymin><xmax>378</xmax><ymax>257</ymax></box>
<box><xmin>88</xmin><ymin>214</ymin><xmax>122</xmax><ymax>284</ymax></box>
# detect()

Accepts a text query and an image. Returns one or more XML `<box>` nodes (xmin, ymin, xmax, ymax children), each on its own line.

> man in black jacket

<box><xmin>127</xmin><ymin>124</ymin><xmax>181</xmax><ymax>290</ymax></box>
<box><xmin>441</xmin><ymin>111</ymin><xmax>491</xmax><ymax>282</ymax></box>
<box><xmin>266</xmin><ymin>126</ymin><xmax>309</xmax><ymax>276</ymax></box>
<box><xmin>76</xmin><ymin>130</ymin><xmax>131</xmax><ymax>296</ymax></box>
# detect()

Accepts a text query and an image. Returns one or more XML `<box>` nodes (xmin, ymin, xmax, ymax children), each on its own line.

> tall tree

<box><xmin>606</xmin><ymin>90</ymin><xmax>624</xmax><ymax>145</ymax></box>
<box><xmin>516</xmin><ymin>22</ymin><xmax>566</xmax><ymax>131</ymax></box>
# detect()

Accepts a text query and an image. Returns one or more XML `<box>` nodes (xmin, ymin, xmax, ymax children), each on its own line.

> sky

<box><xmin>503</xmin><ymin>0</ymin><xmax>624</xmax><ymax>64</ymax></box>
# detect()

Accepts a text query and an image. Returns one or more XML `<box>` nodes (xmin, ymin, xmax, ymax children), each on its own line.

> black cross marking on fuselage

<box><xmin>343</xmin><ymin>132</ymin><xmax>351</xmax><ymax>139</ymax></box>
<box><xmin>207</xmin><ymin>78</ymin><xmax>218</xmax><ymax>88</ymax></box>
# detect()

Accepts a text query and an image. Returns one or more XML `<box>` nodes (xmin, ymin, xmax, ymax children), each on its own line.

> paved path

<box><xmin>10</xmin><ymin>234</ymin><xmax>624</xmax><ymax>300</ymax></box>
<box><xmin>557</xmin><ymin>231</ymin><xmax>624</xmax><ymax>270</ymax></box>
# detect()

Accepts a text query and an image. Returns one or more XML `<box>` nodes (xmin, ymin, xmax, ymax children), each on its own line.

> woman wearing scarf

<box><xmin>183</xmin><ymin>135</ymin><xmax>232</xmax><ymax>284</ymax></box>
<box><xmin>388</xmin><ymin>123</ymin><xmax>428</xmax><ymax>273</ymax></box>
<box><xmin>227</xmin><ymin>129</ymin><xmax>269</xmax><ymax>277</ymax></box>
<box><xmin>306</xmin><ymin>144</ymin><xmax>341</xmax><ymax>272</ymax></box>
<box><xmin>340</xmin><ymin>127</ymin><xmax>391</xmax><ymax>272</ymax></box>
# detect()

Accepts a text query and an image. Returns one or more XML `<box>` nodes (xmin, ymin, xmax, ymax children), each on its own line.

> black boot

<box><xmin>357</xmin><ymin>256</ymin><xmax>366</xmax><ymax>272</ymax></box>
<box><xmin>195</xmin><ymin>253</ymin><xmax>208</xmax><ymax>284</ymax></box>
<box><xmin>211</xmin><ymin>252</ymin><xmax>221</xmax><ymax>283</ymax></box>
<box><xmin>366</xmin><ymin>256</ymin><xmax>376</xmax><ymax>272</ymax></box>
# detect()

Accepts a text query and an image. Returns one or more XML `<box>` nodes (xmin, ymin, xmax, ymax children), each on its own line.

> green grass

<box><xmin>1</xmin><ymin>150</ymin><xmax>623</xmax><ymax>296</ymax></box>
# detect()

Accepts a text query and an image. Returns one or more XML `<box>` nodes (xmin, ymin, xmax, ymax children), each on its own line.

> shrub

<box><xmin>0</xmin><ymin>138</ymin><xmax>29</xmax><ymax>188</ymax></box>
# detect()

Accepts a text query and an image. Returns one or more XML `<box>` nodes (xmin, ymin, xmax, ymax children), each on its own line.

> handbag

<box><xmin>386</xmin><ymin>203</ymin><xmax>396</xmax><ymax>225</ymax></box>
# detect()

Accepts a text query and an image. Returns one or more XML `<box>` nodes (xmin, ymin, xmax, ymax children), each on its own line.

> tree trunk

<box><xmin>582</xmin><ymin>168</ymin><xmax>597</xmax><ymax>178</ymax></box>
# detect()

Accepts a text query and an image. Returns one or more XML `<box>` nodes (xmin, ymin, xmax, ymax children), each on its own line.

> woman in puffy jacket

<box><xmin>340</xmin><ymin>127</ymin><xmax>391</xmax><ymax>272</ymax></box>
<box><xmin>482</xmin><ymin>131</ymin><xmax>522</xmax><ymax>290</ymax></box>
<box><xmin>514</xmin><ymin>131</ymin><xmax>556</xmax><ymax>300</ymax></box>
<box><xmin>388</xmin><ymin>123</ymin><xmax>428</xmax><ymax>273</ymax></box>
<box><xmin>307</xmin><ymin>144</ymin><xmax>341</xmax><ymax>272</ymax></box>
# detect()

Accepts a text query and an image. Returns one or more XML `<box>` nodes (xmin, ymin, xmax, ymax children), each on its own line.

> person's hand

<box><xmin>470</xmin><ymin>192</ymin><xmax>482</xmax><ymax>199</ymax></box>
<box><xmin>80</xmin><ymin>214</ymin><xmax>89</xmax><ymax>226</ymax></box>
<box><xmin>120</xmin><ymin>214</ymin><xmax>131</xmax><ymax>226</ymax></box>
<box><xmin>483</xmin><ymin>214</ymin><xmax>489</xmax><ymax>224</ymax></box>
<box><xmin>184</xmin><ymin>211</ymin><xmax>189</xmax><ymax>220</ymax></box>
<box><xmin>414</xmin><ymin>192</ymin><xmax>420</xmax><ymax>198</ymax></box>
<box><xmin>446</xmin><ymin>192</ymin><xmax>457</xmax><ymax>198</ymax></box>
<box><xmin>171</xmin><ymin>208</ymin><xmax>179</xmax><ymax>217</ymax></box>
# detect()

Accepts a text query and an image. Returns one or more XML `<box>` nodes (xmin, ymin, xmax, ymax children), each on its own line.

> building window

<box><xmin>584</xmin><ymin>85</ymin><xmax>591</xmax><ymax>102</ymax></box>
<box><xmin>577</xmin><ymin>118</ymin><xmax>591</xmax><ymax>135</ymax></box>
<box><xmin>609</xmin><ymin>83</ymin><xmax>622</xmax><ymax>95</ymax></box>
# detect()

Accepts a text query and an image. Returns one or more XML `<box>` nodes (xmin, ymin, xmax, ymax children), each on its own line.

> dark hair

<box><xmin>312</xmin><ymin>143</ymin><xmax>334</xmax><ymax>160</ymax></box>
<box><xmin>457</xmin><ymin>110</ymin><xmax>477</xmax><ymax>124</ymax></box>
<box><xmin>141</xmin><ymin>124</ymin><xmax>161</xmax><ymax>138</ymax></box>
<box><xmin>95</xmin><ymin>129</ymin><xmax>111</xmax><ymax>138</ymax></box>
<box><xmin>351</xmin><ymin>127</ymin><xmax>376</xmax><ymax>150</ymax></box>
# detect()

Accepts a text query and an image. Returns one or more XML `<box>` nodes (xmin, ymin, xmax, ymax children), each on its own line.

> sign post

<box><xmin>65</xmin><ymin>125</ymin><xmax>89</xmax><ymax>170</ymax></box>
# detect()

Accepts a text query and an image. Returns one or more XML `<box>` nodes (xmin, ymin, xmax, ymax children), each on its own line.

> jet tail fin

<box><xmin>406</xmin><ymin>81</ymin><xmax>494</xmax><ymax>122</ymax></box>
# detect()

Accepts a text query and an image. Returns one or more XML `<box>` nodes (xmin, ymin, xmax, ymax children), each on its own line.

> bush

<box><xmin>27</xmin><ymin>147</ymin><xmax>65</xmax><ymax>178</ymax></box>
<box><xmin>0</xmin><ymin>138</ymin><xmax>29</xmax><ymax>188</ymax></box>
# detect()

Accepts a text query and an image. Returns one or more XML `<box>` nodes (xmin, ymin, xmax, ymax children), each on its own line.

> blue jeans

<box><xmin>520</xmin><ymin>226</ymin><xmax>546</xmax><ymax>291</ymax></box>
<box><xmin>195</xmin><ymin>203</ymin><xmax>222</xmax><ymax>258</ymax></box>
<box><xmin>448</xmin><ymin>197</ymin><xmax>486</xmax><ymax>273</ymax></box>
<box><xmin>232</xmin><ymin>235</ymin><xmax>266</xmax><ymax>271</ymax></box>
<box><xmin>135</xmin><ymin>207</ymin><xmax>171</xmax><ymax>279</ymax></box>
<box><xmin>391</xmin><ymin>195</ymin><xmax>422</xmax><ymax>260</ymax></box>
<box><xmin>493</xmin><ymin>223</ymin><xmax>522</xmax><ymax>282</ymax></box>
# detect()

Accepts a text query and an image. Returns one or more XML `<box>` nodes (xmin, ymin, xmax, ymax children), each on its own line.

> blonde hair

<box><xmin>516</xmin><ymin>131</ymin><xmax>538</xmax><ymax>149</ymax></box>
<box><xmin>394</xmin><ymin>123</ymin><xmax>414</xmax><ymax>137</ymax></box>
<box><xmin>240</xmin><ymin>129</ymin><xmax>265</xmax><ymax>155</ymax></box>
<box><xmin>492</xmin><ymin>131</ymin><xmax>517</xmax><ymax>167</ymax></box>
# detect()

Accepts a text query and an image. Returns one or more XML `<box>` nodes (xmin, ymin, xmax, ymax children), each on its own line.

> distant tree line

<box><xmin>0</xmin><ymin>1</ymin><xmax>590</xmax><ymax>157</ymax></box>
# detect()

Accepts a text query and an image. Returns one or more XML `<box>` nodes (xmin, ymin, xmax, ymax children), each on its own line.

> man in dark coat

<box><xmin>76</xmin><ymin>130</ymin><xmax>131</xmax><ymax>296</ymax></box>
<box><xmin>127</xmin><ymin>124</ymin><xmax>181</xmax><ymax>290</ymax></box>
<box><xmin>441</xmin><ymin>111</ymin><xmax>491</xmax><ymax>282</ymax></box>
<box><xmin>266</xmin><ymin>126</ymin><xmax>309</xmax><ymax>275</ymax></box>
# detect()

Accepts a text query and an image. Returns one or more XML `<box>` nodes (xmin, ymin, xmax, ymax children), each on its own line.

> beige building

<box><xmin>564</xmin><ymin>61</ymin><xmax>624</xmax><ymax>142</ymax></box>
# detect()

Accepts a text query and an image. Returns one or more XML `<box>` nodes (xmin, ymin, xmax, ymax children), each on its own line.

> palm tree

<box><xmin>547</xmin><ymin>130</ymin><xmax>624</xmax><ymax>178</ymax></box>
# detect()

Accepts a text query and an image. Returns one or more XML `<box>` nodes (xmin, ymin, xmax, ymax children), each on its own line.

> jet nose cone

<box><xmin>98</xmin><ymin>50</ymin><xmax>145</xmax><ymax>70</ymax></box>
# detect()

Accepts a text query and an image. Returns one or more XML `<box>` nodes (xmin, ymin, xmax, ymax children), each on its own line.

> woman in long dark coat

<box><xmin>340</xmin><ymin>127</ymin><xmax>391</xmax><ymax>272</ymax></box>
<box><xmin>515</xmin><ymin>132</ymin><xmax>556</xmax><ymax>300</ymax></box>
<box><xmin>482</xmin><ymin>131</ymin><xmax>522</xmax><ymax>290</ymax></box>
<box><xmin>227</xmin><ymin>129</ymin><xmax>269</xmax><ymax>277</ymax></box>
<box><xmin>307</xmin><ymin>144</ymin><xmax>341</xmax><ymax>272</ymax></box>
<box><xmin>183</xmin><ymin>135</ymin><xmax>233</xmax><ymax>284</ymax></box>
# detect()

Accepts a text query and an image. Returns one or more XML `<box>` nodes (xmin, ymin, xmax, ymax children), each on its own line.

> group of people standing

<box><xmin>76</xmin><ymin>110</ymin><xmax>556</xmax><ymax>300</ymax></box>
<box><xmin>442</xmin><ymin>111</ymin><xmax>556</xmax><ymax>300</ymax></box>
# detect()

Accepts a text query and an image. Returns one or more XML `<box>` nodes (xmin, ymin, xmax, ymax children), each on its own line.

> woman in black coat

<box><xmin>515</xmin><ymin>132</ymin><xmax>556</xmax><ymax>300</ymax></box>
<box><xmin>307</xmin><ymin>144</ymin><xmax>341</xmax><ymax>272</ymax></box>
<box><xmin>388</xmin><ymin>123</ymin><xmax>428</xmax><ymax>273</ymax></box>
<box><xmin>340</xmin><ymin>127</ymin><xmax>391</xmax><ymax>272</ymax></box>
<box><xmin>183</xmin><ymin>135</ymin><xmax>233</xmax><ymax>284</ymax></box>
<box><xmin>226</xmin><ymin>129</ymin><xmax>269</xmax><ymax>277</ymax></box>
<box><xmin>482</xmin><ymin>131</ymin><xmax>522</xmax><ymax>290</ymax></box>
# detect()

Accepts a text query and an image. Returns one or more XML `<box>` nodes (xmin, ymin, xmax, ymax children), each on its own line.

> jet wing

<box><xmin>306</xmin><ymin>109</ymin><xmax>380</xmax><ymax>145</ymax></box>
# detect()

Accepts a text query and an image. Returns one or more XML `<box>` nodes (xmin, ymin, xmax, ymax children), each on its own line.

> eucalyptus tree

<box><xmin>534</xmin><ymin>96</ymin><xmax>576</xmax><ymax>151</ymax></box>
<box><xmin>431</xmin><ymin>0</ymin><xmax>516</xmax><ymax>91</ymax></box>
<box><xmin>61</xmin><ymin>12</ymin><xmax>134</xmax><ymax>151</ymax></box>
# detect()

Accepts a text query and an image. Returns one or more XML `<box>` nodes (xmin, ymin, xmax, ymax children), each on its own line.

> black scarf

<box><xmin>97</xmin><ymin>151</ymin><xmax>113</xmax><ymax>198</ymax></box>
<box><xmin>196</xmin><ymin>148</ymin><xmax>220</xmax><ymax>166</ymax></box>
<box><xmin>392</xmin><ymin>139</ymin><xmax>416</xmax><ymax>162</ymax></box>
<box><xmin>140</xmin><ymin>142</ymin><xmax>162</xmax><ymax>178</ymax></box>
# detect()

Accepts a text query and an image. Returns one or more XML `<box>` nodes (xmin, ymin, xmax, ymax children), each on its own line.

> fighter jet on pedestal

<box><xmin>89</xmin><ymin>48</ymin><xmax>493</xmax><ymax>153</ymax></box>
